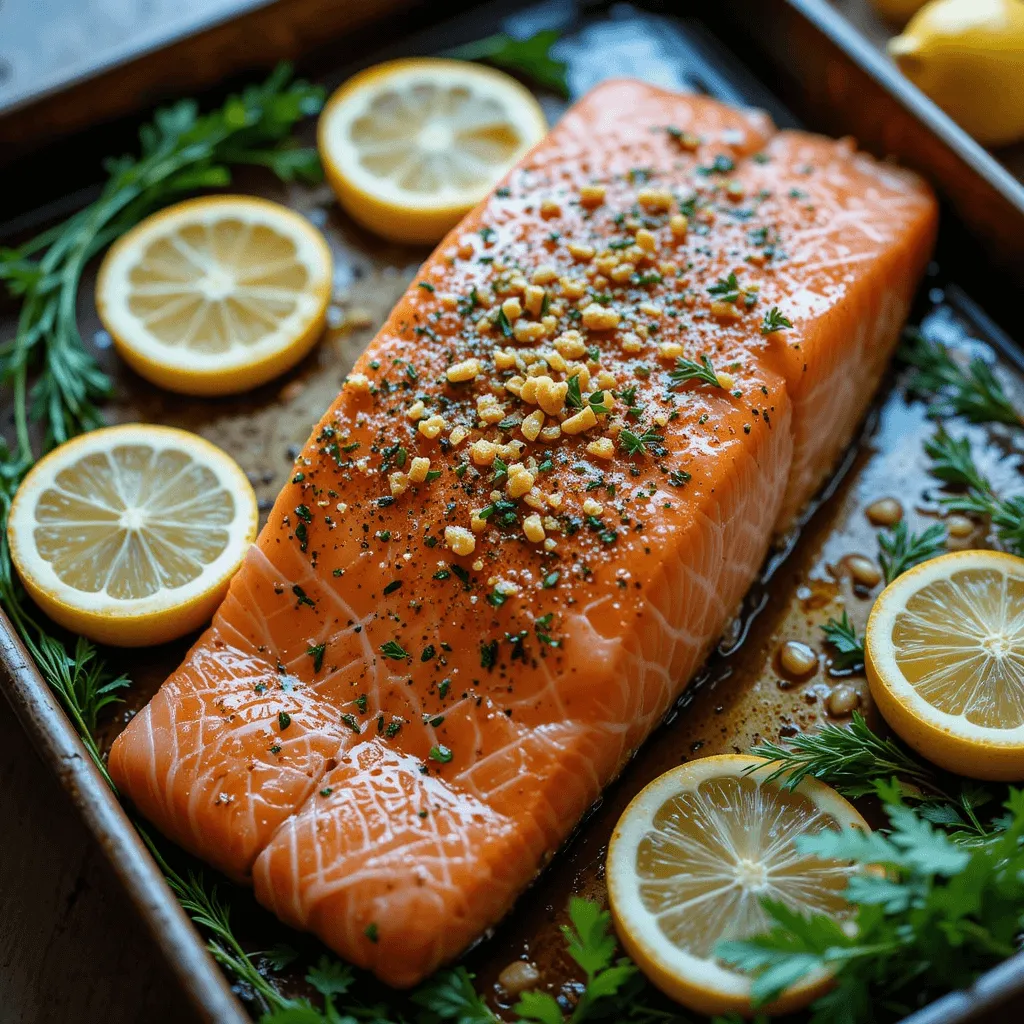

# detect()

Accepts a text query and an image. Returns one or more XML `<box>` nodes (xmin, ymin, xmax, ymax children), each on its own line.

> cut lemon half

<box><xmin>318</xmin><ymin>58</ymin><xmax>547</xmax><ymax>244</ymax></box>
<box><xmin>8</xmin><ymin>425</ymin><xmax>258</xmax><ymax>647</ymax></box>
<box><xmin>96</xmin><ymin>196</ymin><xmax>333</xmax><ymax>396</ymax></box>
<box><xmin>866</xmin><ymin>549</ymin><xmax>1024</xmax><ymax>781</ymax></box>
<box><xmin>607</xmin><ymin>755</ymin><xmax>867</xmax><ymax>1017</ymax></box>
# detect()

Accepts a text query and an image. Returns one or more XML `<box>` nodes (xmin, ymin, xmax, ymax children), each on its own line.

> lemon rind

<box><xmin>96</xmin><ymin>196</ymin><xmax>333</xmax><ymax>388</ymax></box>
<box><xmin>606</xmin><ymin>754</ymin><xmax>867</xmax><ymax>1016</ymax></box>
<box><xmin>8</xmin><ymin>425</ymin><xmax>258</xmax><ymax>639</ymax></box>
<box><xmin>865</xmin><ymin>549</ymin><xmax>1024</xmax><ymax>779</ymax></box>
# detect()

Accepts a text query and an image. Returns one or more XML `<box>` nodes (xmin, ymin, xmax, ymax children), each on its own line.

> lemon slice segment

<box><xmin>97</xmin><ymin>196</ymin><xmax>332</xmax><ymax>396</ymax></box>
<box><xmin>318</xmin><ymin>58</ymin><xmax>547</xmax><ymax>244</ymax></box>
<box><xmin>607</xmin><ymin>755</ymin><xmax>867</xmax><ymax>1017</ymax></box>
<box><xmin>866</xmin><ymin>549</ymin><xmax>1024</xmax><ymax>780</ymax></box>
<box><xmin>8</xmin><ymin>425</ymin><xmax>257</xmax><ymax>646</ymax></box>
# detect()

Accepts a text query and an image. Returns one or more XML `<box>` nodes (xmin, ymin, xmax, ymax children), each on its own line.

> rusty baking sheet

<box><xmin>3</xmin><ymin>1</ymin><xmax>1024</xmax><ymax>1022</ymax></box>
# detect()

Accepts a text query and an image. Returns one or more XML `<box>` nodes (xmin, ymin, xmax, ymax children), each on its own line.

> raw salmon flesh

<box><xmin>109</xmin><ymin>80</ymin><xmax>937</xmax><ymax>987</ymax></box>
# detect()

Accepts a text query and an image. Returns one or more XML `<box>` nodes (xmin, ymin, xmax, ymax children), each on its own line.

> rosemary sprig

<box><xmin>751</xmin><ymin>711</ymin><xmax>942</xmax><ymax>799</ymax></box>
<box><xmin>750</xmin><ymin>713</ymin><xmax>997</xmax><ymax>839</ymax></box>
<box><xmin>669</xmin><ymin>354</ymin><xmax>722</xmax><ymax>389</ymax></box>
<box><xmin>924</xmin><ymin>427</ymin><xmax>1024</xmax><ymax>556</ymax></box>
<box><xmin>899</xmin><ymin>328</ymin><xmax>1021</xmax><ymax>426</ymax></box>
<box><xmin>877</xmin><ymin>520</ymin><xmax>946</xmax><ymax>584</ymax></box>
<box><xmin>0</xmin><ymin>63</ymin><xmax>323</xmax><ymax>476</ymax></box>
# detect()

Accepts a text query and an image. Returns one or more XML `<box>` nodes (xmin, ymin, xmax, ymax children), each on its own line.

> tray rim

<box><xmin>2</xmin><ymin>1</ymin><xmax>1024</xmax><ymax>1021</ymax></box>
<box><xmin>0</xmin><ymin>611</ymin><xmax>250</xmax><ymax>1023</ymax></box>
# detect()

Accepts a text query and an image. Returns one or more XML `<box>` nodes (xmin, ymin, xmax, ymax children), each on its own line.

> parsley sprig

<box><xmin>717</xmin><ymin>782</ymin><xmax>1024</xmax><ymax>1021</ymax></box>
<box><xmin>515</xmin><ymin>898</ymin><xmax>688</xmax><ymax>1023</ymax></box>
<box><xmin>820</xmin><ymin>611</ymin><xmax>865</xmax><ymax>673</ymax></box>
<box><xmin>899</xmin><ymin>329</ymin><xmax>1021</xmax><ymax>426</ymax></box>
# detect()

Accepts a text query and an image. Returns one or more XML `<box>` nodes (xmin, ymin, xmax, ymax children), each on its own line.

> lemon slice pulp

<box><xmin>97</xmin><ymin>196</ymin><xmax>332</xmax><ymax>396</ymax></box>
<box><xmin>866</xmin><ymin>549</ymin><xmax>1024</xmax><ymax>780</ymax></box>
<box><xmin>8</xmin><ymin>425</ymin><xmax>257</xmax><ymax>646</ymax></box>
<box><xmin>318</xmin><ymin>58</ymin><xmax>547</xmax><ymax>244</ymax></box>
<box><xmin>607</xmin><ymin>755</ymin><xmax>867</xmax><ymax>1016</ymax></box>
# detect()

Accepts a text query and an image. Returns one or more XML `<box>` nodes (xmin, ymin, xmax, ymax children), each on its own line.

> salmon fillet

<box><xmin>109</xmin><ymin>80</ymin><xmax>936</xmax><ymax>986</ymax></box>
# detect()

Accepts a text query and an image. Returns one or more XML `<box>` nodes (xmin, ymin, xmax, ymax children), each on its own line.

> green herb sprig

<box><xmin>0</xmin><ymin>64</ymin><xmax>323</xmax><ymax>481</ymax></box>
<box><xmin>820</xmin><ymin>611</ymin><xmax>865</xmax><ymax>673</ymax></box>
<box><xmin>899</xmin><ymin>329</ymin><xmax>1021</xmax><ymax>426</ymax></box>
<box><xmin>447</xmin><ymin>30</ymin><xmax>569</xmax><ymax>97</ymax></box>
<box><xmin>717</xmin><ymin>783</ymin><xmax>1024</xmax><ymax>1021</ymax></box>
<box><xmin>925</xmin><ymin>427</ymin><xmax>1024</xmax><ymax>555</ymax></box>
<box><xmin>877</xmin><ymin>520</ymin><xmax>946</xmax><ymax>584</ymax></box>
<box><xmin>669</xmin><ymin>354</ymin><xmax>722</xmax><ymax>390</ymax></box>
<box><xmin>514</xmin><ymin>898</ymin><xmax>689</xmax><ymax>1023</ymax></box>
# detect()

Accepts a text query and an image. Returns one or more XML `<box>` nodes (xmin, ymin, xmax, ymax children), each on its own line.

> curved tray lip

<box><xmin>788</xmin><ymin>0</ymin><xmax>1024</xmax><ymax>214</ymax></box>
<box><xmin>0</xmin><ymin>610</ymin><xmax>249</xmax><ymax>1024</ymax></box>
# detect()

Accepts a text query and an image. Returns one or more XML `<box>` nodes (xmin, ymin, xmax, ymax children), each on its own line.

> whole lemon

<box><xmin>888</xmin><ymin>0</ymin><xmax>1024</xmax><ymax>146</ymax></box>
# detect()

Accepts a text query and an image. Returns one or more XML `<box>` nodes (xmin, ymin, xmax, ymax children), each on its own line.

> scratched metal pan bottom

<box><xmin>2</xmin><ymin>1</ymin><xmax>1024</xmax><ymax>1021</ymax></box>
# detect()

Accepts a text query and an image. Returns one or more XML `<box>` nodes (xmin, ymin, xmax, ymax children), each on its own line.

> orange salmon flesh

<box><xmin>109</xmin><ymin>80</ymin><xmax>937</xmax><ymax>987</ymax></box>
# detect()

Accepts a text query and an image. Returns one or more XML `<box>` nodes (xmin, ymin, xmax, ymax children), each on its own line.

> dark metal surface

<box><xmin>2</xmin><ymin>2</ymin><xmax>1024</xmax><ymax>1022</ymax></box>
<box><xmin>0</xmin><ymin>611</ymin><xmax>249</xmax><ymax>1023</ymax></box>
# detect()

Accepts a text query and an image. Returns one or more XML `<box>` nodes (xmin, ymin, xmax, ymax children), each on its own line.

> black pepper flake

<box><xmin>383</xmin><ymin>580</ymin><xmax>403</xmax><ymax>596</ymax></box>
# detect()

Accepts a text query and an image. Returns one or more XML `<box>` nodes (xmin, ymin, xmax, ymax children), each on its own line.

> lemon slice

<box><xmin>8</xmin><ymin>425</ymin><xmax>257</xmax><ymax>647</ymax></box>
<box><xmin>607</xmin><ymin>755</ymin><xmax>867</xmax><ymax>1017</ymax></box>
<box><xmin>96</xmin><ymin>196</ymin><xmax>333</xmax><ymax>396</ymax></box>
<box><xmin>866</xmin><ymin>549</ymin><xmax>1024</xmax><ymax>780</ymax></box>
<box><xmin>318</xmin><ymin>58</ymin><xmax>547</xmax><ymax>245</ymax></box>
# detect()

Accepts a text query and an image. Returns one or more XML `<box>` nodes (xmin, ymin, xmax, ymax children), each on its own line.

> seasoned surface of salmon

<box><xmin>109</xmin><ymin>80</ymin><xmax>936</xmax><ymax>986</ymax></box>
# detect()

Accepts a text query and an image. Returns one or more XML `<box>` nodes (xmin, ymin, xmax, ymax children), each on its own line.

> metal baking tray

<box><xmin>3</xmin><ymin>1</ymin><xmax>1024</xmax><ymax>1020</ymax></box>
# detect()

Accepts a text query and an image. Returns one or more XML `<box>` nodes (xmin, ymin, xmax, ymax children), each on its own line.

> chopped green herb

<box><xmin>618</xmin><ymin>427</ymin><xmax>665</xmax><ymax>458</ymax></box>
<box><xmin>379</xmin><ymin>640</ymin><xmax>408</xmax><ymax>660</ymax></box>
<box><xmin>307</xmin><ymin>643</ymin><xmax>326</xmax><ymax>672</ymax></box>
<box><xmin>429</xmin><ymin>744</ymin><xmax>453</xmax><ymax>764</ymax></box>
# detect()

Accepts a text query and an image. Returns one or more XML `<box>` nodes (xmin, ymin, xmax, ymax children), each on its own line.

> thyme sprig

<box><xmin>899</xmin><ymin>328</ymin><xmax>1021</xmax><ymax>426</ymax></box>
